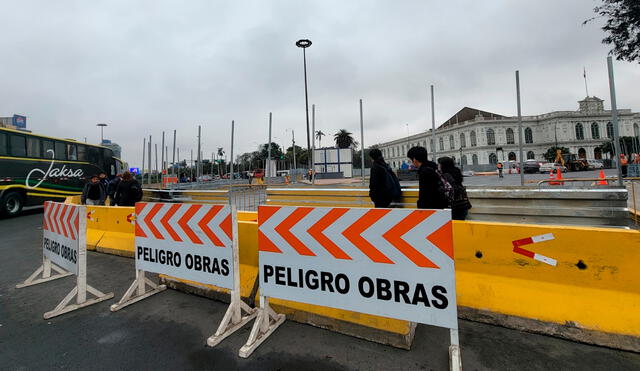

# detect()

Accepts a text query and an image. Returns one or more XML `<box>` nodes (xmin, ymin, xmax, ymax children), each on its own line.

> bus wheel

<box><xmin>1</xmin><ymin>191</ymin><xmax>24</xmax><ymax>217</ymax></box>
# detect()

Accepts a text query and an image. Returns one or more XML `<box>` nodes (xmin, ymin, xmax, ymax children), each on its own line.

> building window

<box><xmin>591</xmin><ymin>122</ymin><xmax>600</xmax><ymax>139</ymax></box>
<box><xmin>430</xmin><ymin>139</ymin><xmax>434</xmax><ymax>152</ymax></box>
<box><xmin>508</xmin><ymin>152</ymin><xmax>516</xmax><ymax>161</ymax></box>
<box><xmin>472</xmin><ymin>154</ymin><xmax>478</xmax><ymax>165</ymax></box>
<box><xmin>460</xmin><ymin>133</ymin><xmax>466</xmax><ymax>148</ymax></box>
<box><xmin>439</xmin><ymin>137</ymin><xmax>444</xmax><ymax>151</ymax></box>
<box><xmin>470</xmin><ymin>131</ymin><xmax>477</xmax><ymax>147</ymax></box>
<box><xmin>525</xmin><ymin>127</ymin><xmax>533</xmax><ymax>144</ymax></box>
<box><xmin>634</xmin><ymin>123</ymin><xmax>639</xmax><ymax>137</ymax></box>
<box><xmin>506</xmin><ymin>128</ymin><xmax>515</xmax><ymax>144</ymax></box>
<box><xmin>575</xmin><ymin>123</ymin><xmax>584</xmax><ymax>140</ymax></box>
<box><xmin>449</xmin><ymin>135</ymin><xmax>455</xmax><ymax>150</ymax></box>
<box><xmin>486</xmin><ymin>129</ymin><xmax>495</xmax><ymax>145</ymax></box>
<box><xmin>578</xmin><ymin>148</ymin><xmax>586</xmax><ymax>159</ymax></box>
<box><xmin>461</xmin><ymin>155</ymin><xmax>467</xmax><ymax>165</ymax></box>
<box><xmin>607</xmin><ymin>122</ymin><xmax>614</xmax><ymax>138</ymax></box>
<box><xmin>527</xmin><ymin>151</ymin><xmax>535</xmax><ymax>159</ymax></box>
<box><xmin>489</xmin><ymin>153</ymin><xmax>497</xmax><ymax>164</ymax></box>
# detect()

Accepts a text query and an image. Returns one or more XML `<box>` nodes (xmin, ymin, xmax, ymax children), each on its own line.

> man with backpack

<box><xmin>407</xmin><ymin>146</ymin><xmax>451</xmax><ymax>210</ymax></box>
<box><xmin>368</xmin><ymin>149</ymin><xmax>401</xmax><ymax>208</ymax></box>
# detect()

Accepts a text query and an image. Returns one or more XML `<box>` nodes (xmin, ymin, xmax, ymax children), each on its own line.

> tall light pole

<box><xmin>97</xmin><ymin>123</ymin><xmax>107</xmax><ymax>143</ymax></box>
<box><xmin>296</xmin><ymin>38</ymin><xmax>312</xmax><ymax>171</ymax></box>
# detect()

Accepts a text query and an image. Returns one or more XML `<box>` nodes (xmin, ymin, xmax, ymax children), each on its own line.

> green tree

<box><xmin>258</xmin><ymin>142</ymin><xmax>284</xmax><ymax>160</ymax></box>
<box><xmin>544</xmin><ymin>146</ymin><xmax>570</xmax><ymax>162</ymax></box>
<box><xmin>334</xmin><ymin>129</ymin><xmax>358</xmax><ymax>149</ymax></box>
<box><xmin>285</xmin><ymin>145</ymin><xmax>308</xmax><ymax>169</ymax></box>
<box><xmin>584</xmin><ymin>0</ymin><xmax>640</xmax><ymax>62</ymax></box>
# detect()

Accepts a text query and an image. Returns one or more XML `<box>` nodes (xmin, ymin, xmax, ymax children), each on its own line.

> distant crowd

<box><xmin>81</xmin><ymin>171</ymin><xmax>142</xmax><ymax>207</ymax></box>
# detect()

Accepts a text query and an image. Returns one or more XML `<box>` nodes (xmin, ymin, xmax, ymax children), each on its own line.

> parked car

<box><xmin>523</xmin><ymin>159</ymin><xmax>541</xmax><ymax>174</ymax></box>
<box><xmin>587</xmin><ymin>159</ymin><xmax>604</xmax><ymax>170</ymax></box>
<box><xmin>539</xmin><ymin>162</ymin><xmax>567</xmax><ymax>173</ymax></box>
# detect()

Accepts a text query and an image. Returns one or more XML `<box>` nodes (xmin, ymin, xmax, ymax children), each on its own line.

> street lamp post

<box><xmin>97</xmin><ymin>123</ymin><xmax>107</xmax><ymax>143</ymax></box>
<box><xmin>459</xmin><ymin>147</ymin><xmax>463</xmax><ymax>172</ymax></box>
<box><xmin>296</xmin><ymin>38</ymin><xmax>312</xmax><ymax>172</ymax></box>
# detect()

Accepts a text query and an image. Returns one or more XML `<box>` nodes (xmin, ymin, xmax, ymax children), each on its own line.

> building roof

<box><xmin>439</xmin><ymin>107</ymin><xmax>506</xmax><ymax>129</ymax></box>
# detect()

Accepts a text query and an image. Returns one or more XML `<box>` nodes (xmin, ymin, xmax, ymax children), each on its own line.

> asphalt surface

<box><xmin>2</xmin><ymin>211</ymin><xmax>640</xmax><ymax>371</ymax></box>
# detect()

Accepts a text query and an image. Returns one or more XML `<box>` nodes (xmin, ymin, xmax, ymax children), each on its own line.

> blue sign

<box><xmin>12</xmin><ymin>115</ymin><xmax>26</xmax><ymax>128</ymax></box>
<box><xmin>129</xmin><ymin>167</ymin><xmax>140</xmax><ymax>174</ymax></box>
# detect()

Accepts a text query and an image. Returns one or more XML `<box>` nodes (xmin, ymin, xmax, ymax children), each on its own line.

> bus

<box><xmin>0</xmin><ymin>127</ymin><xmax>127</xmax><ymax>217</ymax></box>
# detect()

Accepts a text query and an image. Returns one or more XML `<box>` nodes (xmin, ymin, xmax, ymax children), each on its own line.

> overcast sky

<box><xmin>1</xmin><ymin>0</ymin><xmax>639</xmax><ymax>168</ymax></box>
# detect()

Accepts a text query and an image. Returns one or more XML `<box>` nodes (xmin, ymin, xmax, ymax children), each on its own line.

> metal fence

<box><xmin>228</xmin><ymin>185</ymin><xmax>267</xmax><ymax>211</ymax></box>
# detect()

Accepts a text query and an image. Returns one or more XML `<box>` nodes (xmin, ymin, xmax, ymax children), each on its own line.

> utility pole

<box><xmin>197</xmin><ymin>125</ymin><xmax>202</xmax><ymax>179</ymax></box>
<box><xmin>142</xmin><ymin>137</ymin><xmax>146</xmax><ymax>186</ymax></box>
<box><xmin>161</xmin><ymin>131</ymin><xmax>165</xmax><ymax>176</ymax></box>
<box><xmin>292</xmin><ymin>130</ymin><xmax>297</xmax><ymax>183</ymax></box>
<box><xmin>148</xmin><ymin>136</ymin><xmax>152</xmax><ymax>185</ymax></box>
<box><xmin>430</xmin><ymin>85</ymin><xmax>437</xmax><ymax>162</ymax></box>
<box><xmin>267</xmin><ymin>113</ymin><xmax>272</xmax><ymax>184</ymax></box>
<box><xmin>359</xmin><ymin>99</ymin><xmax>365</xmax><ymax>185</ymax></box>
<box><xmin>190</xmin><ymin>149</ymin><xmax>193</xmax><ymax>181</ymax></box>
<box><xmin>172</xmin><ymin>130</ymin><xmax>176</xmax><ymax>176</ymax></box>
<box><xmin>607</xmin><ymin>56</ymin><xmax>624</xmax><ymax>187</ymax></box>
<box><xmin>311</xmin><ymin>104</ymin><xmax>316</xmax><ymax>185</ymax></box>
<box><xmin>155</xmin><ymin>143</ymin><xmax>158</xmax><ymax>175</ymax></box>
<box><xmin>230</xmin><ymin>120</ymin><xmax>235</xmax><ymax>181</ymax></box>
<box><xmin>516</xmin><ymin>71</ymin><xmax>525</xmax><ymax>186</ymax></box>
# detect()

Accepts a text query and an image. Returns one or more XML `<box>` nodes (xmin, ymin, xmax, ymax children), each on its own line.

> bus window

<box><xmin>67</xmin><ymin>144</ymin><xmax>78</xmax><ymax>161</ymax></box>
<box><xmin>43</xmin><ymin>140</ymin><xmax>54</xmax><ymax>158</ymax></box>
<box><xmin>27</xmin><ymin>137</ymin><xmax>41</xmax><ymax>158</ymax></box>
<box><xmin>55</xmin><ymin>141</ymin><xmax>67</xmax><ymax>160</ymax></box>
<box><xmin>0</xmin><ymin>133</ymin><xmax>7</xmax><ymax>155</ymax></box>
<box><xmin>87</xmin><ymin>146</ymin><xmax>100</xmax><ymax>165</ymax></box>
<box><xmin>10</xmin><ymin>135</ymin><xmax>26</xmax><ymax>157</ymax></box>
<box><xmin>77</xmin><ymin>145</ymin><xmax>86</xmax><ymax>161</ymax></box>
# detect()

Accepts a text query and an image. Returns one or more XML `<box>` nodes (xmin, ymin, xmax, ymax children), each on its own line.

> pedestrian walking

<box><xmin>438</xmin><ymin>157</ymin><xmax>471</xmax><ymax>220</ymax></box>
<box><xmin>81</xmin><ymin>175</ymin><xmax>106</xmax><ymax>205</ymax></box>
<box><xmin>407</xmin><ymin>146</ymin><xmax>449</xmax><ymax>210</ymax></box>
<box><xmin>107</xmin><ymin>174</ymin><xmax>122</xmax><ymax>206</ymax></box>
<box><xmin>98</xmin><ymin>172</ymin><xmax>109</xmax><ymax>190</ymax></box>
<box><xmin>620</xmin><ymin>154</ymin><xmax>628</xmax><ymax>177</ymax></box>
<box><xmin>114</xmin><ymin>171</ymin><xmax>143</xmax><ymax>207</ymax></box>
<box><xmin>368</xmin><ymin>148</ymin><xmax>401</xmax><ymax>208</ymax></box>
<box><xmin>497</xmin><ymin>162</ymin><xmax>504</xmax><ymax>178</ymax></box>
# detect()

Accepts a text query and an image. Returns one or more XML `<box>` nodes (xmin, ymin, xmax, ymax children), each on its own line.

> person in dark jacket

<box><xmin>114</xmin><ymin>171</ymin><xmax>143</xmax><ymax>207</ymax></box>
<box><xmin>81</xmin><ymin>175</ymin><xmax>106</xmax><ymax>205</ymax></box>
<box><xmin>438</xmin><ymin>156</ymin><xmax>470</xmax><ymax>220</ymax></box>
<box><xmin>407</xmin><ymin>146</ymin><xmax>447</xmax><ymax>209</ymax></box>
<box><xmin>107</xmin><ymin>174</ymin><xmax>122</xmax><ymax>206</ymax></box>
<box><xmin>368</xmin><ymin>148</ymin><xmax>398</xmax><ymax>208</ymax></box>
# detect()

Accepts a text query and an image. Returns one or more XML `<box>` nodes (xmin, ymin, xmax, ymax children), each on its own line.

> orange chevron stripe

<box><xmin>42</xmin><ymin>202</ymin><xmax>49</xmax><ymax>231</ymax></box>
<box><xmin>51</xmin><ymin>203</ymin><xmax>60</xmax><ymax>234</ymax></box>
<box><xmin>275</xmin><ymin>207</ymin><xmax>315</xmax><ymax>256</ymax></box>
<box><xmin>58</xmin><ymin>205</ymin><xmax>69</xmax><ymax>238</ymax></box>
<box><xmin>161</xmin><ymin>204</ymin><xmax>183</xmax><ymax>242</ymax></box>
<box><xmin>220</xmin><ymin>214</ymin><xmax>232</xmax><ymax>241</ymax></box>
<box><xmin>258</xmin><ymin>205</ymin><xmax>281</xmax><ymax>227</ymax></box>
<box><xmin>383</xmin><ymin>210</ymin><xmax>438</xmax><ymax>268</ymax></box>
<box><xmin>145</xmin><ymin>204</ymin><xmax>165</xmax><ymax>239</ymax></box>
<box><xmin>198</xmin><ymin>205</ymin><xmax>224</xmax><ymax>247</ymax></box>
<box><xmin>67</xmin><ymin>206</ymin><xmax>76</xmax><ymax>240</ymax></box>
<box><xmin>342</xmin><ymin>209</ymin><xmax>393</xmax><ymax>264</ymax></box>
<box><xmin>307</xmin><ymin>208</ymin><xmax>351</xmax><ymax>260</ymax></box>
<box><xmin>135</xmin><ymin>203</ymin><xmax>148</xmax><ymax>238</ymax></box>
<box><xmin>73</xmin><ymin>207</ymin><xmax>79</xmax><ymax>237</ymax></box>
<box><xmin>427</xmin><ymin>220</ymin><xmax>454</xmax><ymax>260</ymax></box>
<box><xmin>178</xmin><ymin>205</ymin><xmax>203</xmax><ymax>244</ymax></box>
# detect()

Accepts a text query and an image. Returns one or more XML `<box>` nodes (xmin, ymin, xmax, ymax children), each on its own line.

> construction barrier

<box><xmin>16</xmin><ymin>201</ymin><xmax>114</xmax><ymax>318</ymax></box>
<box><xmin>239</xmin><ymin>205</ymin><xmax>461</xmax><ymax>369</ymax></box>
<box><xmin>110</xmin><ymin>202</ymin><xmax>257</xmax><ymax>348</ymax></box>
<box><xmin>85</xmin><ymin>205</ymin><xmax>136</xmax><ymax>256</ymax></box>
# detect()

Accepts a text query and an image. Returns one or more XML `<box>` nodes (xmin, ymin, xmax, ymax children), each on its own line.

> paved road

<box><xmin>2</xmin><ymin>212</ymin><xmax>640</xmax><ymax>370</ymax></box>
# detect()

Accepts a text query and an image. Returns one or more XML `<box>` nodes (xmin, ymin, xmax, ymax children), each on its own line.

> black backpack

<box><xmin>384</xmin><ymin>165</ymin><xmax>402</xmax><ymax>200</ymax></box>
<box><xmin>442</xmin><ymin>173</ymin><xmax>471</xmax><ymax>211</ymax></box>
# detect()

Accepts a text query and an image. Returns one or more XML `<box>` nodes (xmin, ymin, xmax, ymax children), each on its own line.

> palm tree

<box><xmin>334</xmin><ymin>129</ymin><xmax>357</xmax><ymax>149</ymax></box>
<box><xmin>216</xmin><ymin>147</ymin><xmax>225</xmax><ymax>176</ymax></box>
<box><xmin>315</xmin><ymin>130</ymin><xmax>325</xmax><ymax>148</ymax></box>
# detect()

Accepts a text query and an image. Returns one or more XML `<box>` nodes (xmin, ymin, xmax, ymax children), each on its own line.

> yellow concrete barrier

<box><xmin>85</xmin><ymin>205</ymin><xmax>135</xmax><ymax>257</ymax></box>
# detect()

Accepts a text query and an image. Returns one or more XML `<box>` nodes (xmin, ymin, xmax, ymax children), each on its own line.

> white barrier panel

<box><xmin>240</xmin><ymin>206</ymin><xmax>461</xmax><ymax>370</ymax></box>
<box><xmin>16</xmin><ymin>201</ymin><xmax>114</xmax><ymax>319</ymax></box>
<box><xmin>111</xmin><ymin>202</ymin><xmax>256</xmax><ymax>347</ymax></box>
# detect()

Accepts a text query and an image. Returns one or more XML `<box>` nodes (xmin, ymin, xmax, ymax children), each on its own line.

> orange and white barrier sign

<box><xmin>16</xmin><ymin>201</ymin><xmax>114</xmax><ymax>319</ymax></box>
<box><xmin>133</xmin><ymin>202</ymin><xmax>234</xmax><ymax>288</ymax></box>
<box><xmin>240</xmin><ymin>206</ymin><xmax>460</xmax><ymax>369</ymax></box>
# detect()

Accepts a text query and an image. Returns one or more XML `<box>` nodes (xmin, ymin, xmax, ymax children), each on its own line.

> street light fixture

<box><xmin>97</xmin><ymin>123</ymin><xmax>108</xmax><ymax>144</ymax></box>
<box><xmin>296</xmin><ymin>38</ymin><xmax>312</xmax><ymax>171</ymax></box>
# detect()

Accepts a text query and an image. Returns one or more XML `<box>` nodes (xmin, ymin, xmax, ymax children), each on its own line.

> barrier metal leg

<box><xmin>206</xmin><ymin>294</ymin><xmax>257</xmax><ymax>347</ymax></box>
<box><xmin>238</xmin><ymin>296</ymin><xmax>285</xmax><ymax>358</ymax></box>
<box><xmin>449</xmin><ymin>328</ymin><xmax>462</xmax><ymax>371</ymax></box>
<box><xmin>43</xmin><ymin>278</ymin><xmax>114</xmax><ymax>319</ymax></box>
<box><xmin>110</xmin><ymin>269</ymin><xmax>166</xmax><ymax>312</ymax></box>
<box><xmin>16</xmin><ymin>257</ymin><xmax>73</xmax><ymax>289</ymax></box>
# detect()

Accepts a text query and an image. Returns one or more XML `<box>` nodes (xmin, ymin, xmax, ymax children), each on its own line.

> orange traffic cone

<box><xmin>549</xmin><ymin>169</ymin><xmax>559</xmax><ymax>185</ymax></box>
<box><xmin>556</xmin><ymin>168</ymin><xmax>564</xmax><ymax>185</ymax></box>
<box><xmin>597</xmin><ymin>170</ymin><xmax>608</xmax><ymax>185</ymax></box>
